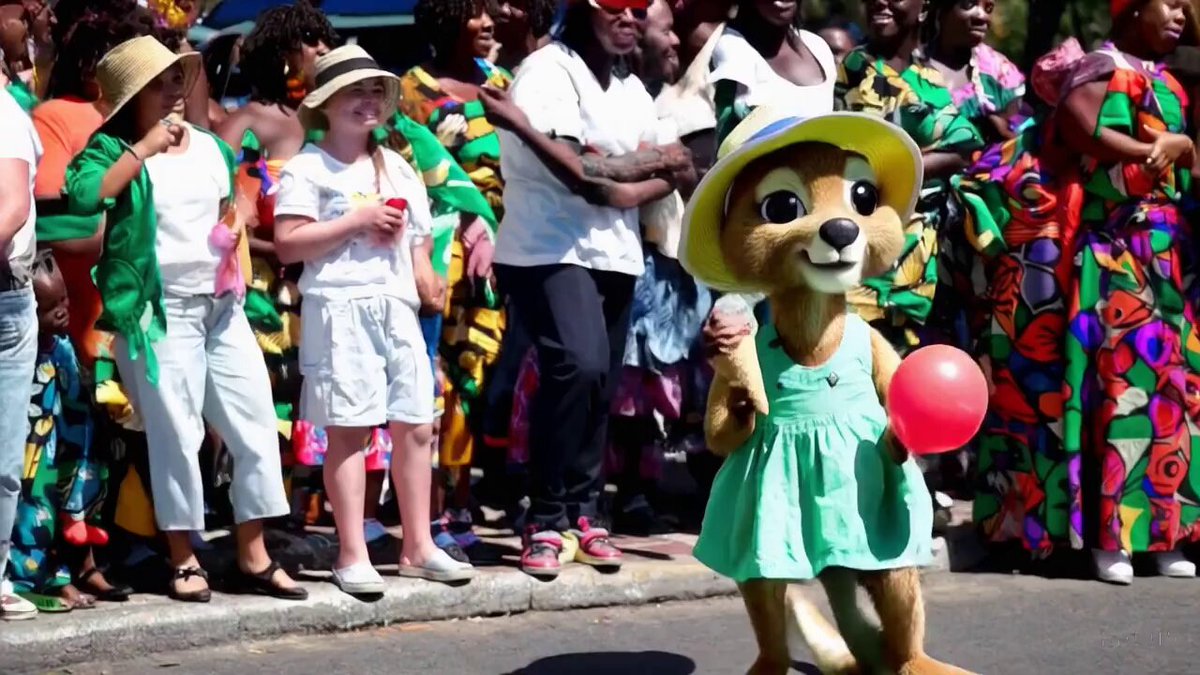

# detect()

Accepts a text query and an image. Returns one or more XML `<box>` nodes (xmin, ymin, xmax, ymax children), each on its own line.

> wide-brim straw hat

<box><xmin>680</xmin><ymin>107</ymin><xmax>922</xmax><ymax>293</ymax></box>
<box><xmin>96</xmin><ymin>35</ymin><xmax>201</xmax><ymax>122</ymax></box>
<box><xmin>299</xmin><ymin>45</ymin><xmax>401</xmax><ymax>129</ymax></box>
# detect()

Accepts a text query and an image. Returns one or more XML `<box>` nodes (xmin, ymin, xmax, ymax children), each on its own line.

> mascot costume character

<box><xmin>681</xmin><ymin>107</ymin><xmax>974</xmax><ymax>675</ymax></box>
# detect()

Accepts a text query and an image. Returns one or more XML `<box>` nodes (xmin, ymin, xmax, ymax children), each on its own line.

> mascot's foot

<box><xmin>897</xmin><ymin>656</ymin><xmax>977</xmax><ymax>675</ymax></box>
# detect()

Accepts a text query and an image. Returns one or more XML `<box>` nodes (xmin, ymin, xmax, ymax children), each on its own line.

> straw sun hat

<box><xmin>680</xmin><ymin>107</ymin><xmax>923</xmax><ymax>293</ymax></box>
<box><xmin>96</xmin><ymin>35</ymin><xmax>201</xmax><ymax>122</ymax></box>
<box><xmin>299</xmin><ymin>45</ymin><xmax>401</xmax><ymax>129</ymax></box>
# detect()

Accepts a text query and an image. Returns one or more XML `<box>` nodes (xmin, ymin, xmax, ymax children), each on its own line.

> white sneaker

<box><xmin>1</xmin><ymin>580</ymin><xmax>37</xmax><ymax>621</ymax></box>
<box><xmin>331</xmin><ymin>562</ymin><xmax>386</xmax><ymax>595</ymax></box>
<box><xmin>398</xmin><ymin>549</ymin><xmax>476</xmax><ymax>583</ymax></box>
<box><xmin>1093</xmin><ymin>549</ymin><xmax>1133</xmax><ymax>585</ymax></box>
<box><xmin>1153</xmin><ymin>550</ymin><xmax>1196</xmax><ymax>578</ymax></box>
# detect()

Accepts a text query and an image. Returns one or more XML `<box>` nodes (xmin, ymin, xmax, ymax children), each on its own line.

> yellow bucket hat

<box><xmin>680</xmin><ymin>107</ymin><xmax>923</xmax><ymax>293</ymax></box>
<box><xmin>96</xmin><ymin>36</ymin><xmax>202</xmax><ymax>122</ymax></box>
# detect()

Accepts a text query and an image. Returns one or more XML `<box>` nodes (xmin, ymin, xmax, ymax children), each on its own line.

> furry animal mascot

<box><xmin>681</xmin><ymin>107</ymin><xmax>974</xmax><ymax>675</ymax></box>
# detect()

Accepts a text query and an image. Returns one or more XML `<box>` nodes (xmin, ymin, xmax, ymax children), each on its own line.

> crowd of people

<box><xmin>1</xmin><ymin>0</ymin><xmax>1199</xmax><ymax>623</ymax></box>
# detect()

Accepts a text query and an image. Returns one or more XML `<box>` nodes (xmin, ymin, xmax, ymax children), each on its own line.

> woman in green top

<box><xmin>835</xmin><ymin>0</ymin><xmax>983</xmax><ymax>352</ymax></box>
<box><xmin>923</xmin><ymin>0</ymin><xmax>1026</xmax><ymax>145</ymax></box>
<box><xmin>66</xmin><ymin>36</ymin><xmax>303</xmax><ymax>604</ymax></box>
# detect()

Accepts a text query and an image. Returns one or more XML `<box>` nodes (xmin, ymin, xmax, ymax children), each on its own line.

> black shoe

<box><xmin>237</xmin><ymin>560</ymin><xmax>309</xmax><ymax>601</ymax></box>
<box><xmin>168</xmin><ymin>567</ymin><xmax>212</xmax><ymax>603</ymax></box>
<box><xmin>613</xmin><ymin>500</ymin><xmax>672</xmax><ymax>537</ymax></box>
<box><xmin>76</xmin><ymin>568</ymin><xmax>133</xmax><ymax>602</ymax></box>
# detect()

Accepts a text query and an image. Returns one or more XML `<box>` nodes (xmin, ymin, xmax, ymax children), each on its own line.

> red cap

<box><xmin>1111</xmin><ymin>0</ymin><xmax>1137</xmax><ymax>19</ymax></box>
<box><xmin>593</xmin><ymin>0</ymin><xmax>651</xmax><ymax>11</ymax></box>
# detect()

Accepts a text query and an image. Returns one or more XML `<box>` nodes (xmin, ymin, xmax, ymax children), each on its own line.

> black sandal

<box><xmin>237</xmin><ymin>560</ymin><xmax>308</xmax><ymax>601</ymax></box>
<box><xmin>77</xmin><ymin>568</ymin><xmax>133</xmax><ymax>603</ymax></box>
<box><xmin>168</xmin><ymin>567</ymin><xmax>212</xmax><ymax>603</ymax></box>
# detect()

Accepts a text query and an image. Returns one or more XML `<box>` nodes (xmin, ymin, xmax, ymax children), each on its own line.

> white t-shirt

<box><xmin>0</xmin><ymin>88</ymin><xmax>41</xmax><ymax>286</ymax></box>
<box><xmin>495</xmin><ymin>42</ymin><xmax>659</xmax><ymax>276</ymax></box>
<box><xmin>274</xmin><ymin>144</ymin><xmax>432</xmax><ymax>308</ymax></box>
<box><xmin>145</xmin><ymin>125</ymin><xmax>230</xmax><ymax>295</ymax></box>
<box><xmin>710</xmin><ymin>27</ymin><xmax>836</xmax><ymax>119</ymax></box>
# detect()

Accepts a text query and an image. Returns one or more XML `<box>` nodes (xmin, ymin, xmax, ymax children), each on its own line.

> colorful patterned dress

<box><xmin>963</xmin><ymin>46</ymin><xmax>1200</xmax><ymax>554</ymax></box>
<box><xmin>10</xmin><ymin>336</ymin><xmax>103</xmax><ymax>593</ymax></box>
<box><xmin>399</xmin><ymin>60</ymin><xmax>511</xmax><ymax>469</ymax></box>
<box><xmin>946</xmin><ymin>43</ymin><xmax>1027</xmax><ymax>140</ymax></box>
<box><xmin>835</xmin><ymin>48</ymin><xmax>984</xmax><ymax>351</ymax></box>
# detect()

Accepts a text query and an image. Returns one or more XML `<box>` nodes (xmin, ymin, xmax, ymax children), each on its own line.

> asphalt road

<box><xmin>58</xmin><ymin>572</ymin><xmax>1198</xmax><ymax>675</ymax></box>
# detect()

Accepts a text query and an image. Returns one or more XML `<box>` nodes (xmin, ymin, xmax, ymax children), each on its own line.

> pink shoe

<box><xmin>521</xmin><ymin>528</ymin><xmax>563</xmax><ymax>579</ymax></box>
<box><xmin>569</xmin><ymin>518</ymin><xmax>622</xmax><ymax>569</ymax></box>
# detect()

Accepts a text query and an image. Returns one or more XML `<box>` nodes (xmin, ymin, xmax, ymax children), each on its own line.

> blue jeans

<box><xmin>0</xmin><ymin>285</ymin><xmax>36</xmax><ymax>579</ymax></box>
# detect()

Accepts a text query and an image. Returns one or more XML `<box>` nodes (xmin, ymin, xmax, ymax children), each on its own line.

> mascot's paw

<box><xmin>883</xmin><ymin>428</ymin><xmax>909</xmax><ymax>464</ymax></box>
<box><xmin>897</xmin><ymin>655</ymin><xmax>977</xmax><ymax>675</ymax></box>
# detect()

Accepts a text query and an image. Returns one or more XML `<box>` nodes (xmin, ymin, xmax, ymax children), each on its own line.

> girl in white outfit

<box><xmin>274</xmin><ymin>45</ymin><xmax>474</xmax><ymax>594</ymax></box>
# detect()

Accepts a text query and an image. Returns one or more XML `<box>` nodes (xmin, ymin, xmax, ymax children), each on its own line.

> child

<box><xmin>10</xmin><ymin>251</ymin><xmax>115</xmax><ymax>612</ymax></box>
<box><xmin>274</xmin><ymin>45</ymin><xmax>475</xmax><ymax>594</ymax></box>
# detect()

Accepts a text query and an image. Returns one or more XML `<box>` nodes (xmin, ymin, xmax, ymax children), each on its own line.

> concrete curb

<box><xmin>0</xmin><ymin>561</ymin><xmax>738</xmax><ymax>673</ymax></box>
<box><xmin>0</xmin><ymin>528</ymin><xmax>966</xmax><ymax>672</ymax></box>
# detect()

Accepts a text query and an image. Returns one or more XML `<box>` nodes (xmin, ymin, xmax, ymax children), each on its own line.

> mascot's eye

<box><xmin>758</xmin><ymin>191</ymin><xmax>806</xmax><ymax>224</ymax></box>
<box><xmin>849</xmin><ymin>181</ymin><xmax>880</xmax><ymax>216</ymax></box>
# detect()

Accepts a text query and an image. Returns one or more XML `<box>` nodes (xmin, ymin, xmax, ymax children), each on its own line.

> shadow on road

<box><xmin>503</xmin><ymin>651</ymin><xmax>696</xmax><ymax>674</ymax></box>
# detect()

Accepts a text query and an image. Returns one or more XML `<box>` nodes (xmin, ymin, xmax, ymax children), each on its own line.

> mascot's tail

<box><xmin>785</xmin><ymin>585</ymin><xmax>860</xmax><ymax>675</ymax></box>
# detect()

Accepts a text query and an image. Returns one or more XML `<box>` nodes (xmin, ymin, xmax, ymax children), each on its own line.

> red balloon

<box><xmin>887</xmin><ymin>345</ymin><xmax>988</xmax><ymax>455</ymax></box>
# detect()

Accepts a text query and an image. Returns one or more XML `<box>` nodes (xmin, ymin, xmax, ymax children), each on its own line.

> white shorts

<box><xmin>299</xmin><ymin>294</ymin><xmax>434</xmax><ymax>428</ymax></box>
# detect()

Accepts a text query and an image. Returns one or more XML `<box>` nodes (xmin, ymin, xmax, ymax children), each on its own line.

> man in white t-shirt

<box><xmin>0</xmin><ymin>86</ymin><xmax>41</xmax><ymax>620</ymax></box>
<box><xmin>482</xmin><ymin>0</ymin><xmax>695</xmax><ymax>579</ymax></box>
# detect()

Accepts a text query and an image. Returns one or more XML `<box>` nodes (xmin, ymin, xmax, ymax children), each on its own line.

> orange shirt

<box><xmin>32</xmin><ymin>97</ymin><xmax>103</xmax><ymax>198</ymax></box>
<box><xmin>32</xmin><ymin>98</ymin><xmax>106</xmax><ymax>367</ymax></box>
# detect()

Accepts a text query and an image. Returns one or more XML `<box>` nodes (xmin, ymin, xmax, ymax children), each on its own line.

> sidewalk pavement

<box><xmin>0</xmin><ymin>503</ymin><xmax>982</xmax><ymax>673</ymax></box>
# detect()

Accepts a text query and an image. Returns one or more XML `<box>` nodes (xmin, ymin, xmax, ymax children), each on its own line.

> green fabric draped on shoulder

<box><xmin>836</xmin><ymin>47</ymin><xmax>983</xmax><ymax>157</ymax></box>
<box><xmin>64</xmin><ymin>126</ymin><xmax>237</xmax><ymax>385</ymax></box>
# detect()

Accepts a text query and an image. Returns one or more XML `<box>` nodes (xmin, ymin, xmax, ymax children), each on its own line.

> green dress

<box><xmin>693</xmin><ymin>314</ymin><xmax>933</xmax><ymax>582</ymax></box>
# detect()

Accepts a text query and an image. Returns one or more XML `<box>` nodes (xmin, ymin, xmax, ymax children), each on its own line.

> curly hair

<box><xmin>239</xmin><ymin>0</ymin><xmax>339</xmax><ymax>106</ymax></box>
<box><xmin>414</xmin><ymin>0</ymin><xmax>487</xmax><ymax>59</ymax></box>
<box><xmin>46</xmin><ymin>0</ymin><xmax>165</xmax><ymax>100</ymax></box>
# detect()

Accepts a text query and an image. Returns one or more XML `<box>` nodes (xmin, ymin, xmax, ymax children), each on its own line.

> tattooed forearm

<box><xmin>580</xmin><ymin>149</ymin><xmax>667</xmax><ymax>183</ymax></box>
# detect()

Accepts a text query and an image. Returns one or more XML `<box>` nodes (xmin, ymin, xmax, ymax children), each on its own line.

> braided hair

<box><xmin>239</xmin><ymin>0</ymin><xmax>338</xmax><ymax>106</ymax></box>
<box><xmin>414</xmin><ymin>0</ymin><xmax>487</xmax><ymax>60</ymax></box>
<box><xmin>45</xmin><ymin>0</ymin><xmax>163</xmax><ymax>100</ymax></box>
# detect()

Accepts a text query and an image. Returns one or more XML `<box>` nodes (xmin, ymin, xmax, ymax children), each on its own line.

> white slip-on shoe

<box><xmin>398</xmin><ymin>549</ymin><xmax>476</xmax><ymax>583</ymax></box>
<box><xmin>331</xmin><ymin>562</ymin><xmax>386</xmax><ymax>595</ymax></box>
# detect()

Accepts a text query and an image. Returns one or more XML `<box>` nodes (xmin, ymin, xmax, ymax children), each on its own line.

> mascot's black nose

<box><xmin>818</xmin><ymin>218</ymin><xmax>861</xmax><ymax>251</ymax></box>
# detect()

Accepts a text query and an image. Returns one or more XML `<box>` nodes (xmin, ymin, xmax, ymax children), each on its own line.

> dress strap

<box><xmin>839</xmin><ymin>313</ymin><xmax>871</xmax><ymax>364</ymax></box>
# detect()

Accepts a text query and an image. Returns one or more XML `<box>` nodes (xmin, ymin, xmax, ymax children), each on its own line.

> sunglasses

<box><xmin>300</xmin><ymin>29</ymin><xmax>327</xmax><ymax>47</ymax></box>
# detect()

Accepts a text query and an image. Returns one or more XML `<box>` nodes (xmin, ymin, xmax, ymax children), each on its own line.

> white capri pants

<box><xmin>116</xmin><ymin>293</ymin><xmax>289</xmax><ymax>531</ymax></box>
<box><xmin>299</xmin><ymin>294</ymin><xmax>434</xmax><ymax>429</ymax></box>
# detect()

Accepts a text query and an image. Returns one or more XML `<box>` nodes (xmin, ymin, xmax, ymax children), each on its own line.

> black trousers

<box><xmin>495</xmin><ymin>263</ymin><xmax>635</xmax><ymax>532</ymax></box>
